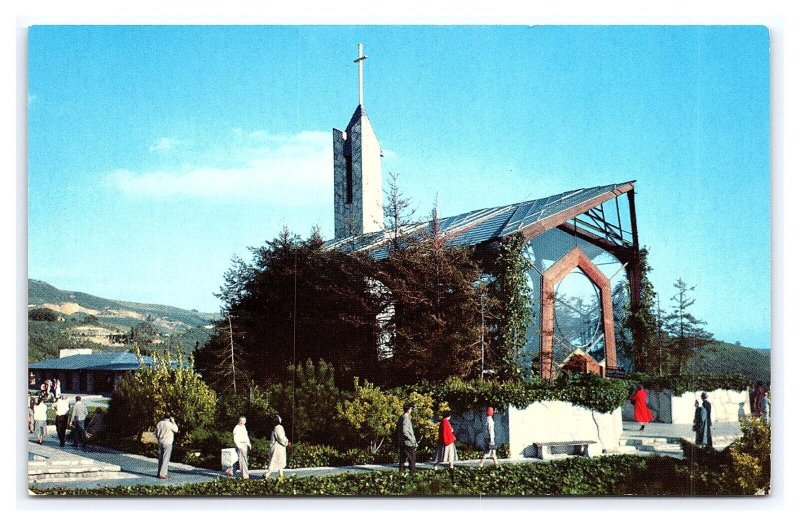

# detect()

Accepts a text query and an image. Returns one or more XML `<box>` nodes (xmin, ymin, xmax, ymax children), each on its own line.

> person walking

<box><xmin>478</xmin><ymin>406</ymin><xmax>499</xmax><ymax>468</ymax></box>
<box><xmin>760</xmin><ymin>391</ymin><xmax>771</xmax><ymax>424</ymax></box>
<box><xmin>700</xmin><ymin>392</ymin><xmax>713</xmax><ymax>449</ymax></box>
<box><xmin>54</xmin><ymin>379</ymin><xmax>61</xmax><ymax>400</ymax></box>
<box><xmin>395</xmin><ymin>402</ymin><xmax>417</xmax><ymax>473</ymax></box>
<box><xmin>433</xmin><ymin>410</ymin><xmax>457</xmax><ymax>470</ymax></box>
<box><xmin>752</xmin><ymin>381</ymin><xmax>766</xmax><ymax>417</ymax></box>
<box><xmin>70</xmin><ymin>396</ymin><xmax>89</xmax><ymax>450</ymax></box>
<box><xmin>630</xmin><ymin>385</ymin><xmax>654</xmax><ymax>431</ymax></box>
<box><xmin>33</xmin><ymin>397</ymin><xmax>48</xmax><ymax>444</ymax></box>
<box><xmin>264</xmin><ymin>414</ymin><xmax>290</xmax><ymax>479</ymax></box>
<box><xmin>27</xmin><ymin>392</ymin><xmax>35</xmax><ymax>434</ymax></box>
<box><xmin>155</xmin><ymin>412</ymin><xmax>179</xmax><ymax>479</ymax></box>
<box><xmin>692</xmin><ymin>400</ymin><xmax>710</xmax><ymax>446</ymax></box>
<box><xmin>54</xmin><ymin>394</ymin><xmax>71</xmax><ymax>447</ymax></box>
<box><xmin>233</xmin><ymin>416</ymin><xmax>252</xmax><ymax>479</ymax></box>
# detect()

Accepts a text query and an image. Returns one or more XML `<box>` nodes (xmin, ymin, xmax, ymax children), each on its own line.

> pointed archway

<box><xmin>540</xmin><ymin>246</ymin><xmax>617</xmax><ymax>379</ymax></box>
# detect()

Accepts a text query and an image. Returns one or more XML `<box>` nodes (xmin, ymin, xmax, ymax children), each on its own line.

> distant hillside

<box><xmin>28</xmin><ymin>279</ymin><xmax>218</xmax><ymax>330</ymax></box>
<box><xmin>28</xmin><ymin>279</ymin><xmax>220</xmax><ymax>361</ymax></box>
<box><xmin>690</xmin><ymin>341</ymin><xmax>771</xmax><ymax>384</ymax></box>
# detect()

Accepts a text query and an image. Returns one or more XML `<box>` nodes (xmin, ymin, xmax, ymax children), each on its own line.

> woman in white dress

<box><xmin>264</xmin><ymin>414</ymin><xmax>291</xmax><ymax>479</ymax></box>
<box><xmin>478</xmin><ymin>406</ymin><xmax>498</xmax><ymax>468</ymax></box>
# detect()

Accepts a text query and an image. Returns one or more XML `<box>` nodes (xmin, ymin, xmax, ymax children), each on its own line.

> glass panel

<box><xmin>553</xmin><ymin>269</ymin><xmax>602</xmax><ymax>364</ymax></box>
<box><xmin>520</xmin><ymin>229</ymin><xmax>630</xmax><ymax>375</ymax></box>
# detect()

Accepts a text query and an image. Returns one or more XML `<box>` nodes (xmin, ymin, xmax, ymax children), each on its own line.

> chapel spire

<box><xmin>332</xmin><ymin>43</ymin><xmax>384</xmax><ymax>240</ymax></box>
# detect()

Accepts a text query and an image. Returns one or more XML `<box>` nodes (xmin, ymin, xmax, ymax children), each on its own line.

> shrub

<box><xmin>728</xmin><ymin>416</ymin><xmax>771</xmax><ymax>494</ymax></box>
<box><xmin>410</xmin><ymin>373</ymin><xmax>630</xmax><ymax>414</ymax></box>
<box><xmin>626</xmin><ymin>373</ymin><xmax>751</xmax><ymax>395</ymax></box>
<box><xmin>106</xmin><ymin>348</ymin><xmax>216</xmax><ymax>444</ymax></box>
<box><xmin>29</xmin><ymin>307</ymin><xmax>60</xmax><ymax>322</ymax></box>
<box><xmin>338</xmin><ymin>378</ymin><xmax>402</xmax><ymax>454</ymax></box>
<box><xmin>287</xmin><ymin>443</ymin><xmax>340</xmax><ymax>468</ymax></box>
<box><xmin>214</xmin><ymin>387</ymin><xmax>275</xmax><ymax>438</ymax></box>
<box><xmin>33</xmin><ymin>454</ymin><xmax>744</xmax><ymax>497</ymax></box>
<box><xmin>268</xmin><ymin>359</ymin><xmax>344</xmax><ymax>446</ymax></box>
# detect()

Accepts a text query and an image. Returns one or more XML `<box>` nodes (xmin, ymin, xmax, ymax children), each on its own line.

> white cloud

<box><xmin>108</xmin><ymin>130</ymin><xmax>333</xmax><ymax>205</ymax></box>
<box><xmin>149</xmin><ymin>136</ymin><xmax>181</xmax><ymax>152</ymax></box>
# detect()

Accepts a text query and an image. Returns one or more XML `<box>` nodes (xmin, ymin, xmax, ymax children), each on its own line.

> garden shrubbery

<box><xmin>31</xmin><ymin>448</ymin><xmax>765</xmax><ymax>496</ymax></box>
<box><xmin>99</xmin><ymin>354</ymin><xmax>766</xmax><ymax>496</ymax></box>
<box><xmin>410</xmin><ymin>372</ymin><xmax>631</xmax><ymax>414</ymax></box>
<box><xmin>625</xmin><ymin>373</ymin><xmax>751</xmax><ymax>395</ymax></box>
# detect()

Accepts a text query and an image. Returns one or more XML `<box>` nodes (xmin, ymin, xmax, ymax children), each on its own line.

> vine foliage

<box><xmin>490</xmin><ymin>233</ymin><xmax>533</xmax><ymax>381</ymax></box>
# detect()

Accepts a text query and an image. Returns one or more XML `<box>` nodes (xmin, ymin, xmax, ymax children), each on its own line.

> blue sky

<box><xmin>27</xmin><ymin>25</ymin><xmax>771</xmax><ymax>348</ymax></box>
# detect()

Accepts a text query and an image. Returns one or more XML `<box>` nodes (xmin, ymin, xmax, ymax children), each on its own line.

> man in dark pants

<box><xmin>701</xmin><ymin>392</ymin><xmax>713</xmax><ymax>449</ymax></box>
<box><xmin>156</xmin><ymin>412</ymin><xmax>179</xmax><ymax>479</ymax></box>
<box><xmin>70</xmin><ymin>395</ymin><xmax>89</xmax><ymax>451</ymax></box>
<box><xmin>54</xmin><ymin>395</ymin><xmax>70</xmax><ymax>447</ymax></box>
<box><xmin>396</xmin><ymin>402</ymin><xmax>417</xmax><ymax>472</ymax></box>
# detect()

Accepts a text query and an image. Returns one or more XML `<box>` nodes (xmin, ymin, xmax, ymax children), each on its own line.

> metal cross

<box><xmin>353</xmin><ymin>43</ymin><xmax>368</xmax><ymax>106</ymax></box>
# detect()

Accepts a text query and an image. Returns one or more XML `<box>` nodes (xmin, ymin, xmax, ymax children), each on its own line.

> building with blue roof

<box><xmin>28</xmin><ymin>352</ymin><xmax>171</xmax><ymax>395</ymax></box>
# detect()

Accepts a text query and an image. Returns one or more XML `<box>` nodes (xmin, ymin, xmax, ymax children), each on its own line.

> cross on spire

<box><xmin>353</xmin><ymin>43</ymin><xmax>368</xmax><ymax>106</ymax></box>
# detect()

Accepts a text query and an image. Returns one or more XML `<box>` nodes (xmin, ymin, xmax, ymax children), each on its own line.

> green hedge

<box><xmin>626</xmin><ymin>373</ymin><xmax>752</xmax><ymax>395</ymax></box>
<box><xmin>409</xmin><ymin>373</ymin><xmax>631</xmax><ymax>414</ymax></box>
<box><xmin>31</xmin><ymin>453</ymin><xmax>763</xmax><ymax>496</ymax></box>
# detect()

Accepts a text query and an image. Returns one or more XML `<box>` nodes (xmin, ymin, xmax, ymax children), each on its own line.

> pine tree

<box><xmin>663</xmin><ymin>278</ymin><xmax>714</xmax><ymax>373</ymax></box>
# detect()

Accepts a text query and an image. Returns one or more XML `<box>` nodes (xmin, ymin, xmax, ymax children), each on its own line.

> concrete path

<box><xmin>29</xmin><ymin>421</ymin><xmax>745</xmax><ymax>491</ymax></box>
<box><xmin>27</xmin><ymin>433</ymin><xmax>538</xmax><ymax>491</ymax></box>
<box><xmin>621</xmin><ymin>420</ymin><xmax>742</xmax><ymax>439</ymax></box>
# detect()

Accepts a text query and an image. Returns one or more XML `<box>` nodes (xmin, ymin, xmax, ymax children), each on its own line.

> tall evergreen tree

<box><xmin>663</xmin><ymin>278</ymin><xmax>714</xmax><ymax>373</ymax></box>
<box><xmin>374</xmin><ymin>210</ymin><xmax>493</xmax><ymax>385</ymax></box>
<box><xmin>195</xmin><ymin>228</ymin><xmax>384</xmax><ymax>389</ymax></box>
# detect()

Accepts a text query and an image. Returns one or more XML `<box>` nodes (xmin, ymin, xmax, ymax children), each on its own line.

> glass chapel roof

<box><xmin>324</xmin><ymin>181</ymin><xmax>635</xmax><ymax>259</ymax></box>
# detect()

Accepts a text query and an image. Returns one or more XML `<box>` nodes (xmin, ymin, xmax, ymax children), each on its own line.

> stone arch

<box><xmin>540</xmin><ymin>246</ymin><xmax>617</xmax><ymax>379</ymax></box>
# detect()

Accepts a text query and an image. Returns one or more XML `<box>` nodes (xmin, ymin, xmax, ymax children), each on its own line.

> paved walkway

<box><xmin>29</xmin><ymin>421</ymin><xmax>744</xmax><ymax>491</ymax></box>
<box><xmin>27</xmin><ymin>432</ymin><xmax>532</xmax><ymax>491</ymax></box>
<box><xmin>621</xmin><ymin>420</ymin><xmax>742</xmax><ymax>440</ymax></box>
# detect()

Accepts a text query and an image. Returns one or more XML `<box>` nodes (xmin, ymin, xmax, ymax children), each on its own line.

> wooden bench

<box><xmin>532</xmin><ymin>440</ymin><xmax>597</xmax><ymax>460</ymax></box>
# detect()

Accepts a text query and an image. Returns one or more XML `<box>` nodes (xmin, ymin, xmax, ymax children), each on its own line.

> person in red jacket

<box><xmin>631</xmin><ymin>385</ymin><xmax>654</xmax><ymax>431</ymax></box>
<box><xmin>433</xmin><ymin>411</ymin><xmax>457</xmax><ymax>470</ymax></box>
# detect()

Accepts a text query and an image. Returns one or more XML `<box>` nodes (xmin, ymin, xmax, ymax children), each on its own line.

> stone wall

<box><xmin>622</xmin><ymin>388</ymin><xmax>750</xmax><ymax>424</ymax></box>
<box><xmin>450</xmin><ymin>409</ymin><xmax>509</xmax><ymax>448</ymax></box>
<box><xmin>507</xmin><ymin>402</ymin><xmax>622</xmax><ymax>458</ymax></box>
<box><xmin>451</xmin><ymin>402</ymin><xmax>622</xmax><ymax>459</ymax></box>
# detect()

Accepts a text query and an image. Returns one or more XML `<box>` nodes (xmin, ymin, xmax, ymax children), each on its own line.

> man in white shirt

<box><xmin>70</xmin><ymin>396</ymin><xmax>89</xmax><ymax>451</ymax></box>
<box><xmin>54</xmin><ymin>395</ymin><xmax>71</xmax><ymax>447</ymax></box>
<box><xmin>32</xmin><ymin>397</ymin><xmax>48</xmax><ymax>444</ymax></box>
<box><xmin>155</xmin><ymin>413</ymin><xmax>179</xmax><ymax>479</ymax></box>
<box><xmin>233</xmin><ymin>416</ymin><xmax>252</xmax><ymax>479</ymax></box>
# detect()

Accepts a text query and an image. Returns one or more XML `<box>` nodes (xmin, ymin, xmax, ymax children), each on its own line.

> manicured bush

<box><xmin>410</xmin><ymin>373</ymin><xmax>631</xmax><ymax>414</ymax></box>
<box><xmin>626</xmin><ymin>373</ymin><xmax>751</xmax><ymax>395</ymax></box>
<box><xmin>286</xmin><ymin>443</ymin><xmax>340</xmax><ymax>468</ymax></box>
<box><xmin>32</xmin><ymin>453</ymin><xmax>764</xmax><ymax>497</ymax></box>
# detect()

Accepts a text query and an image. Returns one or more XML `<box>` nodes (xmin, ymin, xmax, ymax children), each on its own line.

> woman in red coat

<box><xmin>631</xmin><ymin>385</ymin><xmax>654</xmax><ymax>431</ymax></box>
<box><xmin>433</xmin><ymin>411</ymin><xmax>457</xmax><ymax>470</ymax></box>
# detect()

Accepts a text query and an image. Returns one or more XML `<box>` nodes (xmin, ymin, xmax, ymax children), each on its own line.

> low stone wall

<box><xmin>507</xmin><ymin>402</ymin><xmax>622</xmax><ymax>458</ymax></box>
<box><xmin>622</xmin><ymin>388</ymin><xmax>750</xmax><ymax>424</ymax></box>
<box><xmin>452</xmin><ymin>403</ymin><xmax>622</xmax><ymax>459</ymax></box>
<box><xmin>450</xmin><ymin>409</ymin><xmax>509</xmax><ymax>448</ymax></box>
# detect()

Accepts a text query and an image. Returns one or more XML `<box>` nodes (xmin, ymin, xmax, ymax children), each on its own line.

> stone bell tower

<box><xmin>333</xmin><ymin>43</ymin><xmax>384</xmax><ymax>239</ymax></box>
